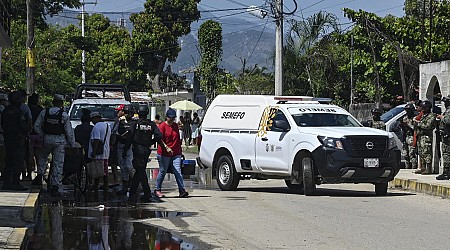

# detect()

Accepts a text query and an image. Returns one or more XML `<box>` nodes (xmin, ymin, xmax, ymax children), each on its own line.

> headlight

<box><xmin>318</xmin><ymin>136</ymin><xmax>344</xmax><ymax>150</ymax></box>
<box><xmin>388</xmin><ymin>137</ymin><xmax>397</xmax><ymax>149</ymax></box>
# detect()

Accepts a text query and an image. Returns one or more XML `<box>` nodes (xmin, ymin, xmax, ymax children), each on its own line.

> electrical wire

<box><xmin>248</xmin><ymin>18</ymin><xmax>270</xmax><ymax>61</ymax></box>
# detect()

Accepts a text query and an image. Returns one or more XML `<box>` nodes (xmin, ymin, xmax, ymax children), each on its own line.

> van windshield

<box><xmin>380</xmin><ymin>106</ymin><xmax>404</xmax><ymax>123</ymax></box>
<box><xmin>292</xmin><ymin>113</ymin><xmax>361</xmax><ymax>127</ymax></box>
<box><xmin>70</xmin><ymin>104</ymin><xmax>118</xmax><ymax>121</ymax></box>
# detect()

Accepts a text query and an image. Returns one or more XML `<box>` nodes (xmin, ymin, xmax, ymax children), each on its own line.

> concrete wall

<box><xmin>349</xmin><ymin>103</ymin><xmax>377</xmax><ymax>122</ymax></box>
<box><xmin>419</xmin><ymin>60</ymin><xmax>450</xmax><ymax>100</ymax></box>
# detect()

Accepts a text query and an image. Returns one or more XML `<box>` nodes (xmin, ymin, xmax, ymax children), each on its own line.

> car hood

<box><xmin>297</xmin><ymin>127</ymin><xmax>393</xmax><ymax>138</ymax></box>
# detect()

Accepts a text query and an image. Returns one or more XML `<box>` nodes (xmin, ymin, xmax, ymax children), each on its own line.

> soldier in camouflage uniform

<box><xmin>370</xmin><ymin>108</ymin><xmax>386</xmax><ymax>130</ymax></box>
<box><xmin>414</xmin><ymin>100</ymin><xmax>436</xmax><ymax>174</ymax></box>
<box><xmin>400</xmin><ymin>103</ymin><xmax>417</xmax><ymax>169</ymax></box>
<box><xmin>436</xmin><ymin>95</ymin><xmax>450</xmax><ymax>180</ymax></box>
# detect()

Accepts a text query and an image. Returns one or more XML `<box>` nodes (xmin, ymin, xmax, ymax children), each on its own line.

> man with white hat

<box><xmin>34</xmin><ymin>94</ymin><xmax>75</xmax><ymax>196</ymax></box>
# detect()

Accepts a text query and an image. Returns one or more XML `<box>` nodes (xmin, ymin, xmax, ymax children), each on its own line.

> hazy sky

<box><xmin>90</xmin><ymin>0</ymin><xmax>405</xmax><ymax>25</ymax></box>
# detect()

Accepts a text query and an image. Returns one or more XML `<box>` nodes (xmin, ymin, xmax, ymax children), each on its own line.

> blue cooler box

<box><xmin>182</xmin><ymin>159</ymin><xmax>196</xmax><ymax>175</ymax></box>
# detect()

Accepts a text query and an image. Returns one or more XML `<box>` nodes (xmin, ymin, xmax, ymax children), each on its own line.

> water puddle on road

<box><xmin>25</xmin><ymin>194</ymin><xmax>197</xmax><ymax>249</ymax></box>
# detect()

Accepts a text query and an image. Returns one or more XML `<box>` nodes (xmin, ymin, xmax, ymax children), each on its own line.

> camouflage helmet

<box><xmin>421</xmin><ymin>100</ymin><xmax>432</xmax><ymax>111</ymax></box>
<box><xmin>371</xmin><ymin>108</ymin><xmax>382</xmax><ymax>115</ymax></box>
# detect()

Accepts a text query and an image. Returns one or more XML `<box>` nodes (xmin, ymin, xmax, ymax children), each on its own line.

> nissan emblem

<box><xmin>366</xmin><ymin>141</ymin><xmax>374</xmax><ymax>150</ymax></box>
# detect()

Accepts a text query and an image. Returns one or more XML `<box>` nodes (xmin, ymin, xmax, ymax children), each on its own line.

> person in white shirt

<box><xmin>89</xmin><ymin>112</ymin><xmax>111</xmax><ymax>191</ymax></box>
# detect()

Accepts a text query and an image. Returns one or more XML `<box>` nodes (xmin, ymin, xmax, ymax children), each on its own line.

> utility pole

<box><xmin>26</xmin><ymin>0</ymin><xmax>35</xmax><ymax>95</ymax></box>
<box><xmin>274</xmin><ymin>0</ymin><xmax>283</xmax><ymax>96</ymax></box>
<box><xmin>350</xmin><ymin>34</ymin><xmax>354</xmax><ymax>105</ymax></box>
<box><xmin>429</xmin><ymin>0</ymin><xmax>433</xmax><ymax>62</ymax></box>
<box><xmin>81</xmin><ymin>0</ymin><xmax>97</xmax><ymax>84</ymax></box>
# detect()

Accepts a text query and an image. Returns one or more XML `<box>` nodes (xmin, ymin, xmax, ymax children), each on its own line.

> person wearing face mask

<box><xmin>400</xmin><ymin>103</ymin><xmax>417</xmax><ymax>170</ymax></box>
<box><xmin>369</xmin><ymin>108</ymin><xmax>386</xmax><ymax>130</ymax></box>
<box><xmin>116</xmin><ymin>105</ymin><xmax>135</xmax><ymax>195</ymax></box>
<box><xmin>414</xmin><ymin>100</ymin><xmax>437</xmax><ymax>174</ymax></box>
<box><xmin>437</xmin><ymin>95</ymin><xmax>450</xmax><ymax>180</ymax></box>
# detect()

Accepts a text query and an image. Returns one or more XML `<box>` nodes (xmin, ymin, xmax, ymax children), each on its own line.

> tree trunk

<box><xmin>150</xmin><ymin>58</ymin><xmax>166</xmax><ymax>93</ymax></box>
<box><xmin>396</xmin><ymin>45</ymin><xmax>408</xmax><ymax>101</ymax></box>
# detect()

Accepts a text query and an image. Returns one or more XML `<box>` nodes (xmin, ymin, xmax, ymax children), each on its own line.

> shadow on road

<box><xmin>236</xmin><ymin>186</ymin><xmax>416</xmax><ymax>198</ymax></box>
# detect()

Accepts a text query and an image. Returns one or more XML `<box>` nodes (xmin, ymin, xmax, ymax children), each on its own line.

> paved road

<box><xmin>140</xmin><ymin>179</ymin><xmax>450</xmax><ymax>249</ymax></box>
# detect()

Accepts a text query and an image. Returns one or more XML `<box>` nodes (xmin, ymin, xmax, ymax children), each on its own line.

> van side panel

<box><xmin>199</xmin><ymin>130</ymin><xmax>259</xmax><ymax>173</ymax></box>
<box><xmin>201</xmin><ymin>105</ymin><xmax>264</xmax><ymax>131</ymax></box>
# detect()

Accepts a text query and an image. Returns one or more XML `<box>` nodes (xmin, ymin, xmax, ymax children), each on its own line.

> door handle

<box><xmin>261</xmin><ymin>137</ymin><xmax>268</xmax><ymax>141</ymax></box>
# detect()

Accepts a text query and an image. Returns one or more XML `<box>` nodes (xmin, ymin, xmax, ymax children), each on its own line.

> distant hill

<box><xmin>48</xmin><ymin>6</ymin><xmax>275</xmax><ymax>74</ymax></box>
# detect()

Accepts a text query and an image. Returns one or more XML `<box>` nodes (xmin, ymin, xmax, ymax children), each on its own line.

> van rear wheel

<box><xmin>216</xmin><ymin>155</ymin><xmax>240</xmax><ymax>191</ymax></box>
<box><xmin>302</xmin><ymin>155</ymin><xmax>316</xmax><ymax>196</ymax></box>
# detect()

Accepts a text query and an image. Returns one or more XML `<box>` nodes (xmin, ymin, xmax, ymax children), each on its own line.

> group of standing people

<box><xmin>176</xmin><ymin>112</ymin><xmax>201</xmax><ymax>146</ymax></box>
<box><xmin>0</xmin><ymin>90</ymin><xmax>191</xmax><ymax>201</ymax></box>
<box><xmin>368</xmin><ymin>98</ymin><xmax>450</xmax><ymax>179</ymax></box>
<box><xmin>109</xmin><ymin>105</ymin><xmax>189</xmax><ymax>201</ymax></box>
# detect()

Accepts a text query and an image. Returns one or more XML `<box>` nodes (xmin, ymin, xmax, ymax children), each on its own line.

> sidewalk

<box><xmin>391</xmin><ymin>169</ymin><xmax>450</xmax><ymax>198</ymax></box>
<box><xmin>0</xmin><ymin>181</ymin><xmax>39</xmax><ymax>249</ymax></box>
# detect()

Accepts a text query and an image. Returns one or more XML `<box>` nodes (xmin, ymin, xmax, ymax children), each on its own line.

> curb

<box><xmin>6</xmin><ymin>189</ymin><xmax>40</xmax><ymax>250</ymax></box>
<box><xmin>390</xmin><ymin>177</ymin><xmax>450</xmax><ymax>198</ymax></box>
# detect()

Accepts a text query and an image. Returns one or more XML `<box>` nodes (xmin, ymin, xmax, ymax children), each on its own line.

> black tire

<box><xmin>284</xmin><ymin>179</ymin><xmax>303</xmax><ymax>192</ymax></box>
<box><xmin>302</xmin><ymin>155</ymin><xmax>316</xmax><ymax>196</ymax></box>
<box><xmin>375</xmin><ymin>182</ymin><xmax>388</xmax><ymax>196</ymax></box>
<box><xmin>216</xmin><ymin>155</ymin><xmax>240</xmax><ymax>191</ymax></box>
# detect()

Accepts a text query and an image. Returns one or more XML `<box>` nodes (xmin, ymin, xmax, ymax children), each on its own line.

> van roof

<box><xmin>212</xmin><ymin>95</ymin><xmax>317</xmax><ymax>105</ymax></box>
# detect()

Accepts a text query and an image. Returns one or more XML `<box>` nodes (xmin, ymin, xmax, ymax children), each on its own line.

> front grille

<box><xmin>345</xmin><ymin>136</ymin><xmax>387</xmax><ymax>158</ymax></box>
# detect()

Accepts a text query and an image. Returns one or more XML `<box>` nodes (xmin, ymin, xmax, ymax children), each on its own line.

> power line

<box><xmin>248</xmin><ymin>18</ymin><xmax>270</xmax><ymax>61</ymax></box>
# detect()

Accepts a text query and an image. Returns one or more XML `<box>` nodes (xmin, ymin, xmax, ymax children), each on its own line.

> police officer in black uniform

<box><xmin>123</xmin><ymin>105</ymin><xmax>163</xmax><ymax>202</ymax></box>
<box><xmin>1</xmin><ymin>91</ymin><xmax>31</xmax><ymax>191</ymax></box>
<box><xmin>116</xmin><ymin>104</ymin><xmax>135</xmax><ymax>195</ymax></box>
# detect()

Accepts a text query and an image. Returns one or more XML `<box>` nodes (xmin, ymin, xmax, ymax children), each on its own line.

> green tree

<box><xmin>198</xmin><ymin>20</ymin><xmax>223</xmax><ymax>103</ymax></box>
<box><xmin>235</xmin><ymin>65</ymin><xmax>273</xmax><ymax>95</ymax></box>
<box><xmin>2</xmin><ymin>21</ymin><xmax>80</xmax><ymax>101</ymax></box>
<box><xmin>11</xmin><ymin>0</ymin><xmax>81</xmax><ymax>28</ymax></box>
<box><xmin>130</xmin><ymin>0</ymin><xmax>200</xmax><ymax>93</ymax></box>
<box><xmin>284</xmin><ymin>11</ymin><xmax>341</xmax><ymax>97</ymax></box>
<box><xmin>83</xmin><ymin>14</ymin><xmax>143</xmax><ymax>89</ymax></box>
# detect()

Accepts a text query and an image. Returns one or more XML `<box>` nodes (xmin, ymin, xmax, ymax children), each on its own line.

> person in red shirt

<box><xmin>154</xmin><ymin>108</ymin><xmax>189</xmax><ymax>198</ymax></box>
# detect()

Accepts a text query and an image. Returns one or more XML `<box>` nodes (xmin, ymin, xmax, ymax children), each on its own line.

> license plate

<box><xmin>364</xmin><ymin>158</ymin><xmax>379</xmax><ymax>168</ymax></box>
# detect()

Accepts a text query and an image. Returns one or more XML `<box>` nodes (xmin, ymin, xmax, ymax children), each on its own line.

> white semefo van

<box><xmin>197</xmin><ymin>95</ymin><xmax>401</xmax><ymax>196</ymax></box>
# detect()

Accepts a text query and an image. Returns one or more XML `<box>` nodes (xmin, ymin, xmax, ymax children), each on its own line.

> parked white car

<box><xmin>68</xmin><ymin>84</ymin><xmax>131</xmax><ymax>129</ymax></box>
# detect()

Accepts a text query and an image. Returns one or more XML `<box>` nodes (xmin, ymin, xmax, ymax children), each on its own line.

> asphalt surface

<box><xmin>142</xmin><ymin>179</ymin><xmax>450</xmax><ymax>249</ymax></box>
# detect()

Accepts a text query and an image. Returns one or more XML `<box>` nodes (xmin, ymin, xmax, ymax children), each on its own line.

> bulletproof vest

<box><xmin>117</xmin><ymin>119</ymin><xmax>132</xmax><ymax>144</ymax></box>
<box><xmin>43</xmin><ymin>108</ymin><xmax>65</xmax><ymax>135</ymax></box>
<box><xmin>1</xmin><ymin>104</ymin><xmax>28</xmax><ymax>138</ymax></box>
<box><xmin>133</xmin><ymin>119</ymin><xmax>155</xmax><ymax>146</ymax></box>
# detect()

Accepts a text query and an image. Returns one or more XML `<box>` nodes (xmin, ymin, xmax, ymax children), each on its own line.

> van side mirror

<box><xmin>273</xmin><ymin>120</ymin><xmax>289</xmax><ymax>131</ymax></box>
<box><xmin>361</xmin><ymin>121</ymin><xmax>371</xmax><ymax>127</ymax></box>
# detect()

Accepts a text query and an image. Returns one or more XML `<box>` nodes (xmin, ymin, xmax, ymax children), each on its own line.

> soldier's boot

<box><xmin>405</xmin><ymin>162</ymin><xmax>411</xmax><ymax>169</ymax></box>
<box><xmin>117</xmin><ymin>180</ymin><xmax>129</xmax><ymax>196</ymax></box>
<box><xmin>436</xmin><ymin>167</ymin><xmax>450</xmax><ymax>180</ymax></box>
<box><xmin>421</xmin><ymin>163</ymin><xmax>433</xmax><ymax>175</ymax></box>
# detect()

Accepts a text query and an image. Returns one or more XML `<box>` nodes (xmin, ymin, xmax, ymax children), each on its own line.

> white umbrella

<box><xmin>170</xmin><ymin>100</ymin><xmax>202</xmax><ymax>110</ymax></box>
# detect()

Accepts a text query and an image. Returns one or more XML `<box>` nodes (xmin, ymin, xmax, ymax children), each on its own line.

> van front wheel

<box><xmin>302</xmin><ymin>155</ymin><xmax>316</xmax><ymax>196</ymax></box>
<box><xmin>216</xmin><ymin>155</ymin><xmax>240</xmax><ymax>191</ymax></box>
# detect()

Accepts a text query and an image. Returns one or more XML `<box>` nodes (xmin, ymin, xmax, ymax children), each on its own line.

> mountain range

<box><xmin>49</xmin><ymin>6</ymin><xmax>275</xmax><ymax>74</ymax></box>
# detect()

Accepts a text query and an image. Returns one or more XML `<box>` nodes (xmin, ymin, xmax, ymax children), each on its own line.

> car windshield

<box><xmin>380</xmin><ymin>106</ymin><xmax>404</xmax><ymax>122</ymax></box>
<box><xmin>70</xmin><ymin>104</ymin><xmax>118</xmax><ymax>121</ymax></box>
<box><xmin>292</xmin><ymin>113</ymin><xmax>361</xmax><ymax>127</ymax></box>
